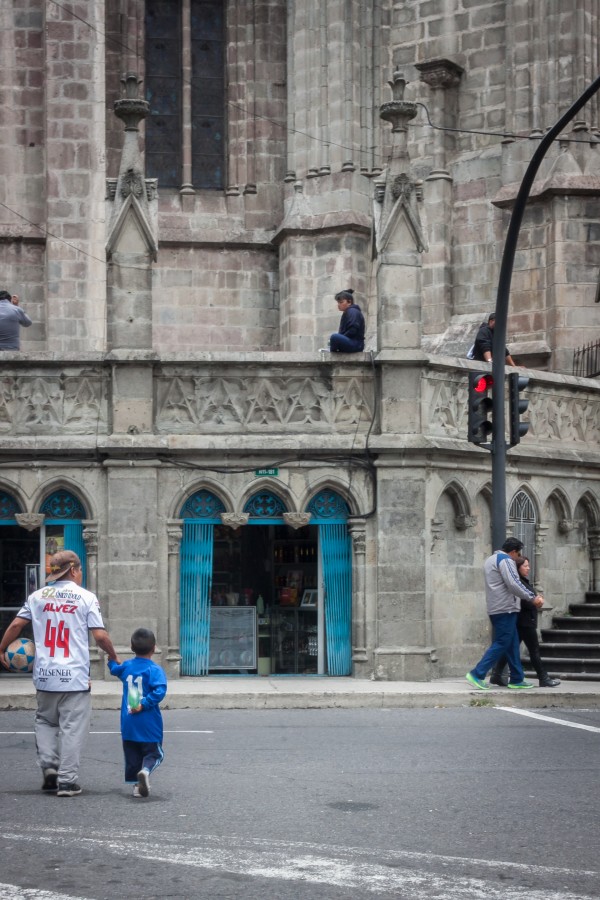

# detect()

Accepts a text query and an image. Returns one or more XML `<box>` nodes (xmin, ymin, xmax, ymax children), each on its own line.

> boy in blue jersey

<box><xmin>108</xmin><ymin>628</ymin><xmax>167</xmax><ymax>798</ymax></box>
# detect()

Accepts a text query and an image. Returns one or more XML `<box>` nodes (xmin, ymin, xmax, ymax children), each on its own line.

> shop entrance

<box><xmin>179</xmin><ymin>488</ymin><xmax>353</xmax><ymax>677</ymax></box>
<box><xmin>208</xmin><ymin>523</ymin><xmax>322</xmax><ymax>675</ymax></box>
<box><xmin>0</xmin><ymin>525</ymin><xmax>39</xmax><ymax>647</ymax></box>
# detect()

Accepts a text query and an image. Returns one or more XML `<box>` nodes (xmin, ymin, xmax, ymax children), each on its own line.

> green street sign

<box><xmin>254</xmin><ymin>468</ymin><xmax>278</xmax><ymax>477</ymax></box>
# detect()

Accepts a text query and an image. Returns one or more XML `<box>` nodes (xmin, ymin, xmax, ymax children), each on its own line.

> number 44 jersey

<box><xmin>17</xmin><ymin>579</ymin><xmax>105</xmax><ymax>691</ymax></box>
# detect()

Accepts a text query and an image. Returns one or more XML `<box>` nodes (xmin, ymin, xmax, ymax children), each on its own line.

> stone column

<box><xmin>376</xmin><ymin>73</ymin><xmax>424</xmax><ymax>350</ymax></box>
<box><xmin>274</xmin><ymin>0</ymin><xmax>377</xmax><ymax>350</ymax></box>
<box><xmin>107</xmin><ymin>73</ymin><xmax>157</xmax><ymax>352</ymax></box>
<box><xmin>43</xmin><ymin>1</ymin><xmax>107</xmax><ymax>352</ymax></box>
<box><xmin>348</xmin><ymin>519</ymin><xmax>368</xmax><ymax>671</ymax></box>
<box><xmin>82</xmin><ymin>521</ymin><xmax>99</xmax><ymax>596</ymax></box>
<box><xmin>416</xmin><ymin>60</ymin><xmax>463</xmax><ymax>334</ymax></box>
<box><xmin>166</xmin><ymin>519</ymin><xmax>183</xmax><ymax>677</ymax></box>
<box><xmin>104</xmin><ymin>460</ymin><xmax>159</xmax><ymax>658</ymax></box>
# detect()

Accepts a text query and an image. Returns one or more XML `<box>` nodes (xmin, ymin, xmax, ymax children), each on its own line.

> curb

<box><xmin>2</xmin><ymin>690</ymin><xmax>600</xmax><ymax>712</ymax></box>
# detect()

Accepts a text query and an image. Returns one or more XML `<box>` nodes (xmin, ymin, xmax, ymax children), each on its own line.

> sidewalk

<box><xmin>1</xmin><ymin>674</ymin><xmax>600</xmax><ymax>711</ymax></box>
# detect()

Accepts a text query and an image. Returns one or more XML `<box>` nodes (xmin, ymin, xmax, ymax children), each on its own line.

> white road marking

<box><xmin>0</xmin><ymin>730</ymin><xmax>213</xmax><ymax>735</ymax></box>
<box><xmin>0</xmin><ymin>884</ymin><xmax>89</xmax><ymax>900</ymax></box>
<box><xmin>3</xmin><ymin>826</ymin><xmax>597</xmax><ymax>900</ymax></box>
<box><xmin>495</xmin><ymin>707</ymin><xmax>600</xmax><ymax>733</ymax></box>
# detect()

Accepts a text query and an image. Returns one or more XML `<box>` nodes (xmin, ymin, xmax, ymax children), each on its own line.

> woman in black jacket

<box><xmin>490</xmin><ymin>557</ymin><xmax>560</xmax><ymax>688</ymax></box>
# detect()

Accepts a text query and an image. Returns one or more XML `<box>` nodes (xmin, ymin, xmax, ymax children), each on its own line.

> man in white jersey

<box><xmin>0</xmin><ymin>550</ymin><xmax>117</xmax><ymax>796</ymax></box>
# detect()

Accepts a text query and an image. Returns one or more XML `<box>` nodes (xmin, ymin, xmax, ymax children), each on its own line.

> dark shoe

<box><xmin>57</xmin><ymin>782</ymin><xmax>83</xmax><ymax>797</ymax></box>
<box><xmin>42</xmin><ymin>768</ymin><xmax>58</xmax><ymax>792</ymax></box>
<box><xmin>539</xmin><ymin>677</ymin><xmax>561</xmax><ymax>687</ymax></box>
<box><xmin>489</xmin><ymin>674</ymin><xmax>509</xmax><ymax>687</ymax></box>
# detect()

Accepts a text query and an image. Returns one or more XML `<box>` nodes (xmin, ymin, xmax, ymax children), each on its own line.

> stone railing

<box><xmin>0</xmin><ymin>352</ymin><xmax>598</xmax><ymax>459</ymax></box>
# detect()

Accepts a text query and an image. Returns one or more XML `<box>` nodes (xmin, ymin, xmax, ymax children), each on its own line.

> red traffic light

<box><xmin>473</xmin><ymin>374</ymin><xmax>493</xmax><ymax>393</ymax></box>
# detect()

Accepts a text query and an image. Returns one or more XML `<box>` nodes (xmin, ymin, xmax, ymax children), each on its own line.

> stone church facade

<box><xmin>0</xmin><ymin>0</ymin><xmax>599</xmax><ymax>680</ymax></box>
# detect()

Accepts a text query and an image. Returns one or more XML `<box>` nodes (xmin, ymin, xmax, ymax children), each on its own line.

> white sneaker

<box><xmin>133</xmin><ymin>784</ymin><xmax>142</xmax><ymax>798</ymax></box>
<box><xmin>137</xmin><ymin>768</ymin><xmax>150</xmax><ymax>797</ymax></box>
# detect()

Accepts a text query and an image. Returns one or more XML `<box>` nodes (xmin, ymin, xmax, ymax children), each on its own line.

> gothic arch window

<box><xmin>40</xmin><ymin>489</ymin><xmax>88</xmax><ymax>584</ymax></box>
<box><xmin>0</xmin><ymin>490</ymin><xmax>22</xmax><ymax>520</ymax></box>
<box><xmin>509</xmin><ymin>490</ymin><xmax>537</xmax><ymax>576</ymax></box>
<box><xmin>180</xmin><ymin>489</ymin><xmax>225</xmax><ymax>520</ymax></box>
<box><xmin>243</xmin><ymin>491</ymin><xmax>287</xmax><ymax>523</ymax></box>
<box><xmin>145</xmin><ymin>0</ymin><xmax>225</xmax><ymax>190</ymax></box>
<box><xmin>306</xmin><ymin>490</ymin><xmax>350</xmax><ymax>522</ymax></box>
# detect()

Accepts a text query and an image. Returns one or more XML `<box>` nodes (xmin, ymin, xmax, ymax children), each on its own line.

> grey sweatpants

<box><xmin>35</xmin><ymin>690</ymin><xmax>91</xmax><ymax>785</ymax></box>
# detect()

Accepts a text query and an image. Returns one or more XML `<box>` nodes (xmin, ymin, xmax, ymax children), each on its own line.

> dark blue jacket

<box><xmin>339</xmin><ymin>304</ymin><xmax>365</xmax><ymax>345</ymax></box>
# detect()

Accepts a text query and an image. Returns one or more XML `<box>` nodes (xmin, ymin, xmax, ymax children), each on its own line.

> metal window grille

<box><xmin>573</xmin><ymin>340</ymin><xmax>600</xmax><ymax>378</ymax></box>
<box><xmin>508</xmin><ymin>490</ymin><xmax>537</xmax><ymax>579</ymax></box>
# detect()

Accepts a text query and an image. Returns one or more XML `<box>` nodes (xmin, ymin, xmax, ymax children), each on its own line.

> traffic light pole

<box><xmin>491</xmin><ymin>74</ymin><xmax>600</xmax><ymax>551</ymax></box>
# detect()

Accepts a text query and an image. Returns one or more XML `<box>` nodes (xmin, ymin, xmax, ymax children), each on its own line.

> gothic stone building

<box><xmin>0</xmin><ymin>0</ymin><xmax>599</xmax><ymax>681</ymax></box>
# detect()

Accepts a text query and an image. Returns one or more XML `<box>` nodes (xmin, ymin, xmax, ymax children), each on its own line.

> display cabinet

<box><xmin>272</xmin><ymin>606</ymin><xmax>318</xmax><ymax>674</ymax></box>
<box><xmin>208</xmin><ymin>607</ymin><xmax>257</xmax><ymax>671</ymax></box>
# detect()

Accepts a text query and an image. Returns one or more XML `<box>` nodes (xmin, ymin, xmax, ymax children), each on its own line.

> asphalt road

<box><xmin>0</xmin><ymin>706</ymin><xmax>599</xmax><ymax>899</ymax></box>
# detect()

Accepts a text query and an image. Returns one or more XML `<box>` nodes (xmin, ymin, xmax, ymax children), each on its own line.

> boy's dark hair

<box><xmin>131</xmin><ymin>627</ymin><xmax>156</xmax><ymax>655</ymax></box>
<box><xmin>502</xmin><ymin>537</ymin><xmax>524</xmax><ymax>554</ymax></box>
<box><xmin>335</xmin><ymin>288</ymin><xmax>354</xmax><ymax>304</ymax></box>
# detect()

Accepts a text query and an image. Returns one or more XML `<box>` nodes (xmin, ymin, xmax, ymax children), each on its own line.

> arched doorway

<box><xmin>179</xmin><ymin>489</ymin><xmax>225</xmax><ymax>675</ymax></box>
<box><xmin>40</xmin><ymin>489</ymin><xmax>88</xmax><ymax>584</ymax></box>
<box><xmin>0</xmin><ymin>489</ymin><xmax>38</xmax><ymax>646</ymax></box>
<box><xmin>177</xmin><ymin>487</ymin><xmax>354</xmax><ymax>676</ymax></box>
<box><xmin>306</xmin><ymin>490</ymin><xmax>352</xmax><ymax>676</ymax></box>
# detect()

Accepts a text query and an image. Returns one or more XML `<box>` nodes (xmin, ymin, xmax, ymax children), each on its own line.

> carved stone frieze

<box><xmin>0</xmin><ymin>373</ymin><xmax>108</xmax><ymax>435</ymax></box>
<box><xmin>425</xmin><ymin>373</ymin><xmax>600</xmax><ymax>445</ymax></box>
<box><xmin>416</xmin><ymin>58</ymin><xmax>464</xmax><ymax>91</ymax></box>
<box><xmin>155</xmin><ymin>373</ymin><xmax>374</xmax><ymax>433</ymax></box>
<box><xmin>167</xmin><ymin>525</ymin><xmax>184</xmax><ymax>553</ymax></box>
<box><xmin>455</xmin><ymin>514</ymin><xmax>477</xmax><ymax>531</ymax></box>
<box><xmin>82</xmin><ymin>525</ymin><xmax>99</xmax><ymax>555</ymax></box>
<box><xmin>15</xmin><ymin>513</ymin><xmax>45</xmax><ymax>532</ymax></box>
<box><xmin>527</xmin><ymin>391</ymin><xmax>600</xmax><ymax>444</ymax></box>
<box><xmin>220</xmin><ymin>513</ymin><xmax>249</xmax><ymax>529</ymax></box>
<box><xmin>283</xmin><ymin>512</ymin><xmax>312</xmax><ymax>530</ymax></box>
<box><xmin>121</xmin><ymin>167</ymin><xmax>144</xmax><ymax>199</ymax></box>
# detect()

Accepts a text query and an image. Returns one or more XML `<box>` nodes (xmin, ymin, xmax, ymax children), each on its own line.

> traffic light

<box><xmin>509</xmin><ymin>372</ymin><xmax>529</xmax><ymax>446</ymax></box>
<box><xmin>468</xmin><ymin>372</ymin><xmax>494</xmax><ymax>445</ymax></box>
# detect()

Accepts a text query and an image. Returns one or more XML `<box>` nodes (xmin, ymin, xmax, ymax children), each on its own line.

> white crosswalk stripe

<box><xmin>4</xmin><ymin>826</ymin><xmax>598</xmax><ymax>900</ymax></box>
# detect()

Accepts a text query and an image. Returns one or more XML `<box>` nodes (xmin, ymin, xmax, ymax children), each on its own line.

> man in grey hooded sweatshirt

<box><xmin>465</xmin><ymin>537</ymin><xmax>544</xmax><ymax>690</ymax></box>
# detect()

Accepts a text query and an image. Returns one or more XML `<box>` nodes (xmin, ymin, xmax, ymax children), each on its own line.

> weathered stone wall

<box><xmin>152</xmin><ymin>245</ymin><xmax>280</xmax><ymax>352</ymax></box>
<box><xmin>1</xmin><ymin>353</ymin><xmax>597</xmax><ymax>680</ymax></box>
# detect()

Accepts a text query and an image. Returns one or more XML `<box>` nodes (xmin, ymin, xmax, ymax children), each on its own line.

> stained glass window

<box><xmin>145</xmin><ymin>0</ymin><xmax>224</xmax><ymax>190</ymax></box>
<box><xmin>306</xmin><ymin>491</ymin><xmax>350</xmax><ymax>522</ymax></box>
<box><xmin>243</xmin><ymin>492</ymin><xmax>287</xmax><ymax>519</ymax></box>
<box><xmin>0</xmin><ymin>490</ymin><xmax>22</xmax><ymax>519</ymax></box>
<box><xmin>180</xmin><ymin>489</ymin><xmax>226</xmax><ymax>520</ymax></box>
<box><xmin>40</xmin><ymin>490</ymin><xmax>86</xmax><ymax>520</ymax></box>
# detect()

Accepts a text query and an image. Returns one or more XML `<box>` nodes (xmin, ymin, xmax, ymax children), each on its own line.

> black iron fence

<box><xmin>573</xmin><ymin>340</ymin><xmax>600</xmax><ymax>378</ymax></box>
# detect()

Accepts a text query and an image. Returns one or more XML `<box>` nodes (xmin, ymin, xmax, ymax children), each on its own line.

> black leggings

<box><xmin>493</xmin><ymin>625</ymin><xmax>548</xmax><ymax>680</ymax></box>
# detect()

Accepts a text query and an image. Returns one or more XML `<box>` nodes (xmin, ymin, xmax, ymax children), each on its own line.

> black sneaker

<box><xmin>489</xmin><ymin>674</ymin><xmax>509</xmax><ymax>687</ymax></box>
<box><xmin>137</xmin><ymin>769</ymin><xmax>150</xmax><ymax>798</ymax></box>
<box><xmin>539</xmin><ymin>677</ymin><xmax>561</xmax><ymax>687</ymax></box>
<box><xmin>57</xmin><ymin>782</ymin><xmax>83</xmax><ymax>797</ymax></box>
<box><xmin>42</xmin><ymin>768</ymin><xmax>58</xmax><ymax>792</ymax></box>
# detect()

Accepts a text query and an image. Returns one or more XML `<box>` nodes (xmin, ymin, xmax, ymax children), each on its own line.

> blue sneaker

<box><xmin>507</xmin><ymin>680</ymin><xmax>535</xmax><ymax>690</ymax></box>
<box><xmin>465</xmin><ymin>672</ymin><xmax>490</xmax><ymax>691</ymax></box>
